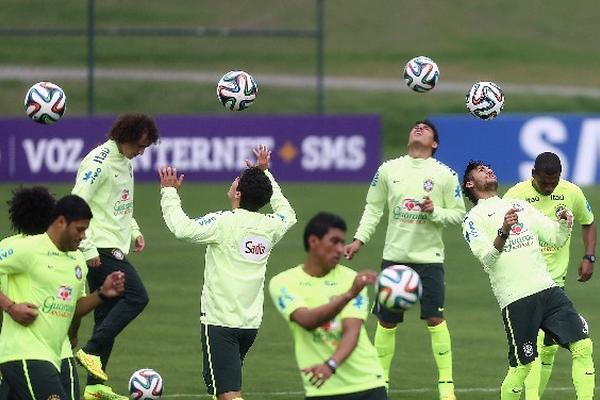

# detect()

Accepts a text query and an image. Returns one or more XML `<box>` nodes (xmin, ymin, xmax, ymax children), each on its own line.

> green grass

<box><xmin>1</xmin><ymin>182</ymin><xmax>599</xmax><ymax>399</ymax></box>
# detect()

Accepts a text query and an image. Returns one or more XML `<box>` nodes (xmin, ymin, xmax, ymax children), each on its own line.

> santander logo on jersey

<box><xmin>240</xmin><ymin>236</ymin><xmax>272</xmax><ymax>261</ymax></box>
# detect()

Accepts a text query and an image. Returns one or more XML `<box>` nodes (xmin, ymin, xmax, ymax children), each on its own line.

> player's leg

<box><xmin>541</xmin><ymin>288</ymin><xmax>594</xmax><ymax>399</ymax></box>
<box><xmin>59</xmin><ymin>357</ymin><xmax>80</xmax><ymax>400</ymax></box>
<box><xmin>200</xmin><ymin>324</ymin><xmax>247</xmax><ymax>400</ymax></box>
<box><xmin>499</xmin><ymin>294</ymin><xmax>542</xmax><ymax>399</ymax></box>
<box><xmin>238</xmin><ymin>327</ymin><xmax>258</xmax><ymax>392</ymax></box>
<box><xmin>415</xmin><ymin>263</ymin><xmax>454</xmax><ymax>400</ymax></box>
<box><xmin>0</xmin><ymin>360</ymin><xmax>68</xmax><ymax>400</ymax></box>
<box><xmin>523</xmin><ymin>330</ymin><xmax>544</xmax><ymax>400</ymax></box>
<box><xmin>373</xmin><ymin>260</ymin><xmax>403</xmax><ymax>384</ymax></box>
<box><xmin>305</xmin><ymin>386</ymin><xmax>388</xmax><ymax>400</ymax></box>
<box><xmin>538</xmin><ymin>332</ymin><xmax>559</xmax><ymax>397</ymax></box>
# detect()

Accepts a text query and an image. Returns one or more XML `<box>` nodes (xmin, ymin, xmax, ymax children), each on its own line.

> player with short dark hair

<box><xmin>344</xmin><ymin>120</ymin><xmax>465</xmax><ymax>399</ymax></box>
<box><xmin>72</xmin><ymin>113</ymin><xmax>159</xmax><ymax>400</ymax></box>
<box><xmin>504</xmin><ymin>151</ymin><xmax>596</xmax><ymax>399</ymax></box>
<box><xmin>0</xmin><ymin>194</ymin><xmax>125</xmax><ymax>400</ymax></box>
<box><xmin>159</xmin><ymin>145</ymin><xmax>296</xmax><ymax>400</ymax></box>
<box><xmin>462</xmin><ymin>161</ymin><xmax>595</xmax><ymax>399</ymax></box>
<box><xmin>270</xmin><ymin>212</ymin><xmax>386</xmax><ymax>400</ymax></box>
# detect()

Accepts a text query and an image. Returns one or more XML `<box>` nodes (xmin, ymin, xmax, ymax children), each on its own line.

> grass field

<box><xmin>1</xmin><ymin>182</ymin><xmax>599</xmax><ymax>399</ymax></box>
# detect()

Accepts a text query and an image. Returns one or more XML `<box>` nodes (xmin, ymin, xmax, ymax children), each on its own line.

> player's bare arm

<box><xmin>245</xmin><ymin>144</ymin><xmax>271</xmax><ymax>171</ymax></box>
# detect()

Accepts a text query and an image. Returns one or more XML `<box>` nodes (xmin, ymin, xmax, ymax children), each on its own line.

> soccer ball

<box><xmin>23</xmin><ymin>81</ymin><xmax>66</xmax><ymax>124</ymax></box>
<box><xmin>466</xmin><ymin>81</ymin><xmax>505</xmax><ymax>120</ymax></box>
<box><xmin>217</xmin><ymin>70</ymin><xmax>258</xmax><ymax>111</ymax></box>
<box><xmin>403</xmin><ymin>56</ymin><xmax>440</xmax><ymax>93</ymax></box>
<box><xmin>376</xmin><ymin>265</ymin><xmax>422</xmax><ymax>311</ymax></box>
<box><xmin>128</xmin><ymin>368</ymin><xmax>163</xmax><ymax>400</ymax></box>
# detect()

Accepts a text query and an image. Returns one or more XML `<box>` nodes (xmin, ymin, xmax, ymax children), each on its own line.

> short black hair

<box><xmin>415</xmin><ymin>119</ymin><xmax>439</xmax><ymax>156</ymax></box>
<box><xmin>108</xmin><ymin>113</ymin><xmax>159</xmax><ymax>145</ymax></box>
<box><xmin>303</xmin><ymin>212</ymin><xmax>347</xmax><ymax>251</ymax></box>
<box><xmin>51</xmin><ymin>195</ymin><xmax>93</xmax><ymax>224</ymax></box>
<box><xmin>462</xmin><ymin>160</ymin><xmax>489</xmax><ymax>205</ymax></box>
<box><xmin>533</xmin><ymin>152</ymin><xmax>562</xmax><ymax>175</ymax></box>
<box><xmin>238</xmin><ymin>167</ymin><xmax>273</xmax><ymax>212</ymax></box>
<box><xmin>7</xmin><ymin>186</ymin><xmax>56</xmax><ymax>235</ymax></box>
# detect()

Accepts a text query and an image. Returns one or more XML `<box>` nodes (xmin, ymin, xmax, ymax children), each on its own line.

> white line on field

<box><xmin>2</xmin><ymin>66</ymin><xmax>600</xmax><ymax>98</ymax></box>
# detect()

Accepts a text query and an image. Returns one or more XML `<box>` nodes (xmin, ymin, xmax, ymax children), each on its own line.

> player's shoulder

<box><xmin>270</xmin><ymin>265</ymin><xmax>303</xmax><ymax>286</ymax></box>
<box><xmin>81</xmin><ymin>140</ymin><xmax>115</xmax><ymax>166</ymax></box>
<box><xmin>195</xmin><ymin>210</ymin><xmax>227</xmax><ymax>225</ymax></box>
<box><xmin>0</xmin><ymin>233</ymin><xmax>25</xmax><ymax>248</ymax></box>
<box><xmin>429</xmin><ymin>158</ymin><xmax>459</xmax><ymax>178</ymax></box>
<box><xmin>557</xmin><ymin>179</ymin><xmax>584</xmax><ymax>195</ymax></box>
<box><xmin>504</xmin><ymin>179</ymin><xmax>532</xmax><ymax>197</ymax></box>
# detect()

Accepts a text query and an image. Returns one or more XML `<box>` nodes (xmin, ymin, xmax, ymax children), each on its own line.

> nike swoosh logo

<box><xmin>438</xmin><ymin>350</ymin><xmax>450</xmax><ymax>356</ymax></box>
<box><xmin>487</xmin><ymin>213</ymin><xmax>495</xmax><ymax>217</ymax></box>
<box><xmin>512</xmin><ymin>388</ymin><xmax>522</xmax><ymax>393</ymax></box>
<box><xmin>585</xmin><ymin>371</ymin><xmax>595</xmax><ymax>375</ymax></box>
<box><xmin>438</xmin><ymin>307</ymin><xmax>445</xmax><ymax>312</ymax></box>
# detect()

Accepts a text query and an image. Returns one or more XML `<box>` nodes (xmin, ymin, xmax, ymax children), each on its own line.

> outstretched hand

<box><xmin>100</xmin><ymin>271</ymin><xmax>126</xmax><ymax>298</ymax></box>
<box><xmin>159</xmin><ymin>166</ymin><xmax>185</xmax><ymax>189</ymax></box>
<box><xmin>245</xmin><ymin>144</ymin><xmax>271</xmax><ymax>171</ymax></box>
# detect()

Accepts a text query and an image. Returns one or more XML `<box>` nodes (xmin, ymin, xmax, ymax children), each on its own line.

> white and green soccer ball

<box><xmin>376</xmin><ymin>265</ymin><xmax>422</xmax><ymax>311</ymax></box>
<box><xmin>403</xmin><ymin>56</ymin><xmax>440</xmax><ymax>93</ymax></box>
<box><xmin>24</xmin><ymin>81</ymin><xmax>66</xmax><ymax>124</ymax></box>
<box><xmin>217</xmin><ymin>70</ymin><xmax>258</xmax><ymax>111</ymax></box>
<box><xmin>466</xmin><ymin>81</ymin><xmax>505</xmax><ymax>120</ymax></box>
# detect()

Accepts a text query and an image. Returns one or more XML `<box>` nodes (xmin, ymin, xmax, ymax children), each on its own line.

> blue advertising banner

<box><xmin>430</xmin><ymin>114</ymin><xmax>600</xmax><ymax>185</ymax></box>
<box><xmin>0</xmin><ymin>115</ymin><xmax>381</xmax><ymax>182</ymax></box>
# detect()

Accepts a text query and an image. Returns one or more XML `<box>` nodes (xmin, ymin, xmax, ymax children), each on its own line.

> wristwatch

<box><xmin>583</xmin><ymin>254</ymin><xmax>596</xmax><ymax>263</ymax></box>
<box><xmin>97</xmin><ymin>289</ymin><xmax>109</xmax><ymax>301</ymax></box>
<box><xmin>324</xmin><ymin>358</ymin><xmax>337</xmax><ymax>374</ymax></box>
<box><xmin>497</xmin><ymin>228</ymin><xmax>509</xmax><ymax>240</ymax></box>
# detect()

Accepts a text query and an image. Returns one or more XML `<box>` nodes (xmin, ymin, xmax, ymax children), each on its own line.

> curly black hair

<box><xmin>7</xmin><ymin>186</ymin><xmax>56</xmax><ymax>235</ymax></box>
<box><xmin>238</xmin><ymin>167</ymin><xmax>273</xmax><ymax>212</ymax></box>
<box><xmin>108</xmin><ymin>113</ymin><xmax>159</xmax><ymax>144</ymax></box>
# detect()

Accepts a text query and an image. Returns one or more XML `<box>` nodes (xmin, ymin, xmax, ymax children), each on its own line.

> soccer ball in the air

<box><xmin>466</xmin><ymin>81</ymin><xmax>505</xmax><ymax>120</ymax></box>
<box><xmin>128</xmin><ymin>368</ymin><xmax>163</xmax><ymax>400</ymax></box>
<box><xmin>24</xmin><ymin>81</ymin><xmax>66</xmax><ymax>124</ymax></box>
<box><xmin>217</xmin><ymin>70</ymin><xmax>258</xmax><ymax>111</ymax></box>
<box><xmin>376</xmin><ymin>265</ymin><xmax>422</xmax><ymax>311</ymax></box>
<box><xmin>403</xmin><ymin>56</ymin><xmax>440</xmax><ymax>93</ymax></box>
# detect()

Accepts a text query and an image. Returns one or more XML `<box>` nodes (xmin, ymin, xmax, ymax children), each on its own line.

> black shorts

<box><xmin>306</xmin><ymin>386</ymin><xmax>387</xmax><ymax>400</ymax></box>
<box><xmin>60</xmin><ymin>357</ymin><xmax>79</xmax><ymax>400</ymax></box>
<box><xmin>0</xmin><ymin>360</ymin><xmax>67</xmax><ymax>400</ymax></box>
<box><xmin>502</xmin><ymin>287</ymin><xmax>588</xmax><ymax>367</ymax></box>
<box><xmin>373</xmin><ymin>260</ymin><xmax>445</xmax><ymax>324</ymax></box>
<box><xmin>200</xmin><ymin>323</ymin><xmax>258</xmax><ymax>396</ymax></box>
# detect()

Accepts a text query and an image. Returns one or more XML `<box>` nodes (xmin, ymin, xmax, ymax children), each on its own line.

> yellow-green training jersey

<box><xmin>269</xmin><ymin>265</ymin><xmax>385</xmax><ymax>397</ymax></box>
<box><xmin>73</xmin><ymin>140</ymin><xmax>142</xmax><ymax>261</ymax></box>
<box><xmin>504</xmin><ymin>179</ymin><xmax>594</xmax><ymax>286</ymax></box>
<box><xmin>0</xmin><ymin>233</ymin><xmax>87</xmax><ymax>370</ymax></box>
<box><xmin>355</xmin><ymin>156</ymin><xmax>466</xmax><ymax>263</ymax></box>
<box><xmin>160</xmin><ymin>170</ymin><xmax>296</xmax><ymax>329</ymax></box>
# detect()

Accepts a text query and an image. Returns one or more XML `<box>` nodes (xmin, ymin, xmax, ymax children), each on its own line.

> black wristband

<box><xmin>97</xmin><ymin>289</ymin><xmax>109</xmax><ymax>301</ymax></box>
<box><xmin>497</xmin><ymin>228</ymin><xmax>509</xmax><ymax>240</ymax></box>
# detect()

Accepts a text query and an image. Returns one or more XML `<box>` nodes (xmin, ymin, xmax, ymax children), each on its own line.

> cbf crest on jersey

<box><xmin>75</xmin><ymin>265</ymin><xmax>83</xmax><ymax>280</ymax></box>
<box><xmin>423</xmin><ymin>178</ymin><xmax>434</xmax><ymax>192</ymax></box>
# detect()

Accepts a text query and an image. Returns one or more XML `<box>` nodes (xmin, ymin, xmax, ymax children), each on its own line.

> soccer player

<box><xmin>72</xmin><ymin>113</ymin><xmax>159</xmax><ymax>400</ymax></box>
<box><xmin>269</xmin><ymin>212</ymin><xmax>387</xmax><ymax>400</ymax></box>
<box><xmin>0</xmin><ymin>194</ymin><xmax>125</xmax><ymax>400</ymax></box>
<box><xmin>461</xmin><ymin>160</ymin><xmax>595</xmax><ymax>400</ymax></box>
<box><xmin>504</xmin><ymin>151</ymin><xmax>596</xmax><ymax>400</ymax></box>
<box><xmin>159</xmin><ymin>144</ymin><xmax>296</xmax><ymax>400</ymax></box>
<box><xmin>344</xmin><ymin>120</ymin><xmax>465</xmax><ymax>399</ymax></box>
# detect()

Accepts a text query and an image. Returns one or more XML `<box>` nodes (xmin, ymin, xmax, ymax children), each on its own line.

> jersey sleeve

<box><xmin>339</xmin><ymin>287</ymin><xmax>369</xmax><ymax>321</ymax></box>
<box><xmin>0</xmin><ymin>239</ymin><xmax>29</xmax><ymax>274</ymax></box>
<box><xmin>72</xmin><ymin>156</ymin><xmax>106</xmax><ymax>260</ymax></box>
<box><xmin>524</xmin><ymin>202</ymin><xmax>572</xmax><ymax>248</ymax></box>
<box><xmin>354</xmin><ymin>166</ymin><xmax>388</xmax><ymax>244</ymax></box>
<box><xmin>572</xmin><ymin>186</ymin><xmax>594</xmax><ymax>225</ymax></box>
<box><xmin>130</xmin><ymin>218</ymin><xmax>142</xmax><ymax>241</ymax></box>
<box><xmin>462</xmin><ymin>213</ymin><xmax>501</xmax><ymax>270</ymax></box>
<box><xmin>264</xmin><ymin>170</ymin><xmax>297</xmax><ymax>244</ymax></box>
<box><xmin>429</xmin><ymin>171</ymin><xmax>467</xmax><ymax>226</ymax></box>
<box><xmin>160</xmin><ymin>187</ymin><xmax>222</xmax><ymax>244</ymax></box>
<box><xmin>503</xmin><ymin>184</ymin><xmax>518</xmax><ymax>200</ymax></box>
<box><xmin>269</xmin><ymin>274</ymin><xmax>306</xmax><ymax>321</ymax></box>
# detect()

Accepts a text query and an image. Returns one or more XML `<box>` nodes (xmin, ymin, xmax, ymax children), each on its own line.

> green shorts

<box><xmin>373</xmin><ymin>260</ymin><xmax>445</xmax><ymax>324</ymax></box>
<box><xmin>502</xmin><ymin>287</ymin><xmax>588</xmax><ymax>367</ymax></box>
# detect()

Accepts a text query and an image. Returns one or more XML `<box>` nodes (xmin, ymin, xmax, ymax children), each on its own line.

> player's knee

<box><xmin>540</xmin><ymin>343</ymin><xmax>558</xmax><ymax>359</ymax></box>
<box><xmin>570</xmin><ymin>338</ymin><xmax>593</xmax><ymax>359</ymax></box>
<box><xmin>502</xmin><ymin>364</ymin><xmax>532</xmax><ymax>390</ymax></box>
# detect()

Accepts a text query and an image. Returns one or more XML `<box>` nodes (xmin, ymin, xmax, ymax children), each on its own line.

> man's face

<box><xmin>310</xmin><ymin>228</ymin><xmax>346</xmax><ymax>269</ymax></box>
<box><xmin>467</xmin><ymin>164</ymin><xmax>498</xmax><ymax>192</ymax></box>
<box><xmin>60</xmin><ymin>219</ymin><xmax>89</xmax><ymax>252</ymax></box>
<box><xmin>532</xmin><ymin>170</ymin><xmax>560</xmax><ymax>195</ymax></box>
<box><xmin>408</xmin><ymin>123</ymin><xmax>438</xmax><ymax>152</ymax></box>
<box><xmin>120</xmin><ymin>133</ymin><xmax>153</xmax><ymax>159</ymax></box>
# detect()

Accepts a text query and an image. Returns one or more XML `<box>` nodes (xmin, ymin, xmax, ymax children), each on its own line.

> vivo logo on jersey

<box><xmin>240</xmin><ymin>236</ymin><xmax>271</xmax><ymax>261</ymax></box>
